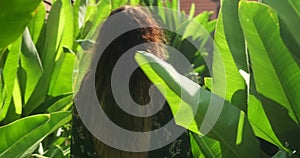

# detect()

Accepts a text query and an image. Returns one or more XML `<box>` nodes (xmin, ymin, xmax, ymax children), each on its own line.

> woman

<box><xmin>72</xmin><ymin>5</ymin><xmax>192</xmax><ymax>158</ymax></box>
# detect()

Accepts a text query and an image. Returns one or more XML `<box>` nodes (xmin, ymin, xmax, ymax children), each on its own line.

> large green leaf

<box><xmin>135</xmin><ymin>51</ymin><xmax>260</xmax><ymax>157</ymax></box>
<box><xmin>219</xmin><ymin>0</ymin><xmax>248</xmax><ymax>72</ymax></box>
<box><xmin>0</xmin><ymin>0</ymin><xmax>42</xmax><ymax>48</ymax></box>
<box><xmin>239</xmin><ymin>1</ymin><xmax>300</xmax><ymax>152</ymax></box>
<box><xmin>24</xmin><ymin>0</ymin><xmax>73</xmax><ymax>115</ymax></box>
<box><xmin>262</xmin><ymin>0</ymin><xmax>300</xmax><ymax>60</ymax></box>
<box><xmin>247</xmin><ymin>86</ymin><xmax>288</xmax><ymax>151</ymax></box>
<box><xmin>48</xmin><ymin>53</ymin><xmax>75</xmax><ymax>96</ymax></box>
<box><xmin>0</xmin><ymin>38</ymin><xmax>21</xmax><ymax>121</ymax></box>
<box><xmin>27</xmin><ymin>3</ymin><xmax>46</xmax><ymax>44</ymax></box>
<box><xmin>212</xmin><ymin>0</ymin><xmax>247</xmax><ymax>111</ymax></box>
<box><xmin>19</xmin><ymin>28</ymin><xmax>43</xmax><ymax>105</ymax></box>
<box><xmin>48</xmin><ymin>0</ymin><xmax>75</xmax><ymax>96</ymax></box>
<box><xmin>0</xmin><ymin>111</ymin><xmax>71</xmax><ymax>158</ymax></box>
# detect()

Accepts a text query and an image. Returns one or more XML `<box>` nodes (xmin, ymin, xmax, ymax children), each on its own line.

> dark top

<box><xmin>71</xmin><ymin>106</ymin><xmax>193</xmax><ymax>158</ymax></box>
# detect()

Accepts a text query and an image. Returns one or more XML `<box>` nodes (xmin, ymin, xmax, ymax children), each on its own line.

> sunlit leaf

<box><xmin>239</xmin><ymin>1</ymin><xmax>300</xmax><ymax>152</ymax></box>
<box><xmin>262</xmin><ymin>0</ymin><xmax>300</xmax><ymax>61</ymax></box>
<box><xmin>27</xmin><ymin>3</ymin><xmax>46</xmax><ymax>44</ymax></box>
<box><xmin>48</xmin><ymin>0</ymin><xmax>75</xmax><ymax>96</ymax></box>
<box><xmin>0</xmin><ymin>0</ymin><xmax>42</xmax><ymax>48</ymax></box>
<box><xmin>213</xmin><ymin>0</ymin><xmax>247</xmax><ymax>112</ymax></box>
<box><xmin>0</xmin><ymin>111</ymin><xmax>71</xmax><ymax>158</ymax></box>
<box><xmin>135</xmin><ymin>51</ymin><xmax>260</xmax><ymax>157</ymax></box>
<box><xmin>25</xmin><ymin>0</ymin><xmax>73</xmax><ymax>115</ymax></box>
<box><xmin>0</xmin><ymin>38</ymin><xmax>21</xmax><ymax>121</ymax></box>
<box><xmin>20</xmin><ymin>28</ymin><xmax>43</xmax><ymax>105</ymax></box>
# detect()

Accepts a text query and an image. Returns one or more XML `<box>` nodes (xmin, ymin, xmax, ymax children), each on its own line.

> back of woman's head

<box><xmin>91</xmin><ymin>6</ymin><xmax>168</xmax><ymax>158</ymax></box>
<box><xmin>96</xmin><ymin>5</ymin><xmax>166</xmax><ymax>58</ymax></box>
<box><xmin>94</xmin><ymin>5</ymin><xmax>167</xmax><ymax>134</ymax></box>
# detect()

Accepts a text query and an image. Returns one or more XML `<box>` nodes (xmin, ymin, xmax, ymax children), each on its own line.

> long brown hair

<box><xmin>93</xmin><ymin>5</ymin><xmax>167</xmax><ymax>158</ymax></box>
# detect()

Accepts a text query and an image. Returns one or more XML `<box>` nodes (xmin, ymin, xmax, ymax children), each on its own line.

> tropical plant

<box><xmin>135</xmin><ymin>0</ymin><xmax>300</xmax><ymax>157</ymax></box>
<box><xmin>0</xmin><ymin>0</ymin><xmax>215</xmax><ymax>157</ymax></box>
<box><xmin>0</xmin><ymin>0</ymin><xmax>111</xmax><ymax>156</ymax></box>
<box><xmin>145</xmin><ymin>0</ymin><xmax>216</xmax><ymax>85</ymax></box>
<box><xmin>2</xmin><ymin>0</ymin><xmax>298</xmax><ymax>157</ymax></box>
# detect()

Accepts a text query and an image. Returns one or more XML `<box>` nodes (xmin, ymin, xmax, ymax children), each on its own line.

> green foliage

<box><xmin>0</xmin><ymin>0</ymin><xmax>157</xmax><ymax>157</ymax></box>
<box><xmin>239</xmin><ymin>1</ymin><xmax>300</xmax><ymax>153</ymax></box>
<box><xmin>135</xmin><ymin>0</ymin><xmax>300</xmax><ymax>157</ymax></box>
<box><xmin>262</xmin><ymin>0</ymin><xmax>300</xmax><ymax>60</ymax></box>
<box><xmin>1</xmin><ymin>0</ymin><xmax>299</xmax><ymax>157</ymax></box>
<box><xmin>0</xmin><ymin>0</ymin><xmax>119</xmax><ymax>156</ymax></box>
<box><xmin>0</xmin><ymin>112</ymin><xmax>71</xmax><ymax>157</ymax></box>
<box><xmin>144</xmin><ymin>1</ymin><xmax>216</xmax><ymax>85</ymax></box>
<box><xmin>0</xmin><ymin>0</ymin><xmax>42</xmax><ymax>48</ymax></box>
<box><xmin>135</xmin><ymin>51</ymin><xmax>261</xmax><ymax>157</ymax></box>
